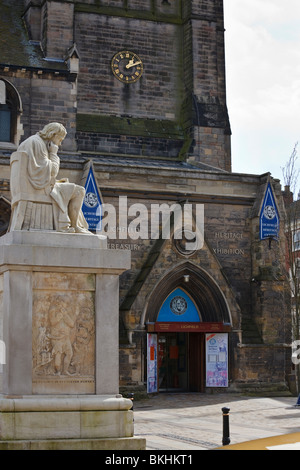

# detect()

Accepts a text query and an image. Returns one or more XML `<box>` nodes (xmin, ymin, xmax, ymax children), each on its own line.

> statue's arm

<box><xmin>46</xmin><ymin>141</ymin><xmax>60</xmax><ymax>181</ymax></box>
<box><xmin>25</xmin><ymin>138</ymin><xmax>53</xmax><ymax>190</ymax></box>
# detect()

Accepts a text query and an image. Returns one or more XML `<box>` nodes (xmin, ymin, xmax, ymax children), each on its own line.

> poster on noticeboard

<box><xmin>147</xmin><ymin>334</ymin><xmax>158</xmax><ymax>393</ymax></box>
<box><xmin>205</xmin><ymin>333</ymin><xmax>228</xmax><ymax>388</ymax></box>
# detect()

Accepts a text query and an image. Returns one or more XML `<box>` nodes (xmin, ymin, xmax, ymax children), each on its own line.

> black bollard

<box><xmin>222</xmin><ymin>407</ymin><xmax>231</xmax><ymax>446</ymax></box>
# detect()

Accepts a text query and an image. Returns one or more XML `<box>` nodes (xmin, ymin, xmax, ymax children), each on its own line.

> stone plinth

<box><xmin>0</xmin><ymin>231</ymin><xmax>146</xmax><ymax>450</ymax></box>
<box><xmin>0</xmin><ymin>394</ymin><xmax>146</xmax><ymax>450</ymax></box>
<box><xmin>0</xmin><ymin>395</ymin><xmax>133</xmax><ymax>439</ymax></box>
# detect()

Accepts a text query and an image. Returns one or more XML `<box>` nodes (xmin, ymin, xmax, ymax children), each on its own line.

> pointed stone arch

<box><xmin>144</xmin><ymin>262</ymin><xmax>232</xmax><ymax>326</ymax></box>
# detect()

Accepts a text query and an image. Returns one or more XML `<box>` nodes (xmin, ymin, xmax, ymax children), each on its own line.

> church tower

<box><xmin>22</xmin><ymin>0</ymin><xmax>231</xmax><ymax>171</ymax></box>
<box><xmin>184</xmin><ymin>0</ymin><xmax>231</xmax><ymax>171</ymax></box>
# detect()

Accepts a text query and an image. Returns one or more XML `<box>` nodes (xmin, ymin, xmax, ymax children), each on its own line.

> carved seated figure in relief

<box><xmin>9</xmin><ymin>122</ymin><xmax>90</xmax><ymax>233</ymax></box>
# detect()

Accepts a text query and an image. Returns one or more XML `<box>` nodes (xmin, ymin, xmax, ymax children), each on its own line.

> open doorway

<box><xmin>157</xmin><ymin>332</ymin><xmax>204</xmax><ymax>392</ymax></box>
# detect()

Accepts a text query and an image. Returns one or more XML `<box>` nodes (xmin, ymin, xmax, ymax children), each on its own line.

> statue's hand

<box><xmin>48</xmin><ymin>142</ymin><xmax>60</xmax><ymax>177</ymax></box>
<box><xmin>47</xmin><ymin>140</ymin><xmax>59</xmax><ymax>155</ymax></box>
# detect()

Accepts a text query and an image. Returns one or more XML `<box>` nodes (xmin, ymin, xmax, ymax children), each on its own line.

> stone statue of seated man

<box><xmin>9</xmin><ymin>122</ymin><xmax>90</xmax><ymax>233</ymax></box>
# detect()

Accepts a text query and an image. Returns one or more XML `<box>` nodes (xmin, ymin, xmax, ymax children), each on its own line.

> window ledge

<box><xmin>0</xmin><ymin>142</ymin><xmax>17</xmax><ymax>150</ymax></box>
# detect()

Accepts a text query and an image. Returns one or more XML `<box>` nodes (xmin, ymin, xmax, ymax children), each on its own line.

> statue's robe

<box><xmin>18</xmin><ymin>134</ymin><xmax>89</xmax><ymax>232</ymax></box>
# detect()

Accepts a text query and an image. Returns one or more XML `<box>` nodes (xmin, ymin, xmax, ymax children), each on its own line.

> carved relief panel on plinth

<box><xmin>32</xmin><ymin>273</ymin><xmax>95</xmax><ymax>394</ymax></box>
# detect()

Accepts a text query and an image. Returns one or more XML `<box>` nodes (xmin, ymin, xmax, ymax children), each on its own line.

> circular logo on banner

<box><xmin>170</xmin><ymin>296</ymin><xmax>188</xmax><ymax>316</ymax></box>
<box><xmin>263</xmin><ymin>205</ymin><xmax>276</xmax><ymax>220</ymax></box>
<box><xmin>84</xmin><ymin>192</ymin><xmax>98</xmax><ymax>208</ymax></box>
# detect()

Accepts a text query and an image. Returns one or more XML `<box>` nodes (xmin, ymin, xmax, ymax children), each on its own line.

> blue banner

<box><xmin>260</xmin><ymin>182</ymin><xmax>280</xmax><ymax>240</ymax></box>
<box><xmin>82</xmin><ymin>166</ymin><xmax>102</xmax><ymax>231</ymax></box>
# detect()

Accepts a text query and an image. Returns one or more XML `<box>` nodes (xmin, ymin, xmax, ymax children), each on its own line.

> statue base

<box><xmin>0</xmin><ymin>231</ymin><xmax>145</xmax><ymax>450</ymax></box>
<box><xmin>0</xmin><ymin>394</ymin><xmax>145</xmax><ymax>450</ymax></box>
<box><xmin>0</xmin><ymin>438</ymin><xmax>145</xmax><ymax>451</ymax></box>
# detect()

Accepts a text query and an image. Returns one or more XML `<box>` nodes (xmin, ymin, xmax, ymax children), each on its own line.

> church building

<box><xmin>0</xmin><ymin>0</ymin><xmax>293</xmax><ymax>395</ymax></box>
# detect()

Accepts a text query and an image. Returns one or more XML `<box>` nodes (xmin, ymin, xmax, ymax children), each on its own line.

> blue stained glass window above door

<box><xmin>157</xmin><ymin>288</ymin><xmax>201</xmax><ymax>323</ymax></box>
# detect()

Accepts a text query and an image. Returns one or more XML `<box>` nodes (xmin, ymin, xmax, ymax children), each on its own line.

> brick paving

<box><xmin>133</xmin><ymin>393</ymin><xmax>300</xmax><ymax>450</ymax></box>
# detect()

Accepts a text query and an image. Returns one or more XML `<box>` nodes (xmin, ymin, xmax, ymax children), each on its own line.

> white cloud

<box><xmin>224</xmin><ymin>0</ymin><xmax>300</xmax><ymax>190</ymax></box>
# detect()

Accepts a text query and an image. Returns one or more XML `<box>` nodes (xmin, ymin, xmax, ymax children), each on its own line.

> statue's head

<box><xmin>38</xmin><ymin>122</ymin><xmax>67</xmax><ymax>141</ymax></box>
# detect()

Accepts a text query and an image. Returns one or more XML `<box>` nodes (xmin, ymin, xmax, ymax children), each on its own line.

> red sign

<box><xmin>149</xmin><ymin>346</ymin><xmax>155</xmax><ymax>361</ymax></box>
<box><xmin>154</xmin><ymin>322</ymin><xmax>230</xmax><ymax>333</ymax></box>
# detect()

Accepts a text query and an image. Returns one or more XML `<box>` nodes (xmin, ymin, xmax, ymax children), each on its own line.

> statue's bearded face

<box><xmin>51</xmin><ymin>134</ymin><xmax>65</xmax><ymax>147</ymax></box>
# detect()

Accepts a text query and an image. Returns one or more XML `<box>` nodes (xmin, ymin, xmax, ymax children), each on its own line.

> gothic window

<box><xmin>0</xmin><ymin>79</ymin><xmax>23</xmax><ymax>146</ymax></box>
<box><xmin>0</xmin><ymin>104</ymin><xmax>11</xmax><ymax>142</ymax></box>
<box><xmin>294</xmin><ymin>230</ymin><xmax>300</xmax><ymax>251</ymax></box>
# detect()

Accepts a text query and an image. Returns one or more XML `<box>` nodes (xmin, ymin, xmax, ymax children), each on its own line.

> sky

<box><xmin>223</xmin><ymin>0</ymin><xmax>300</xmax><ymax>196</ymax></box>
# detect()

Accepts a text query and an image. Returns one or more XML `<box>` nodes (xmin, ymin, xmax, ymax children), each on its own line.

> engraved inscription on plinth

<box><xmin>32</xmin><ymin>273</ymin><xmax>95</xmax><ymax>394</ymax></box>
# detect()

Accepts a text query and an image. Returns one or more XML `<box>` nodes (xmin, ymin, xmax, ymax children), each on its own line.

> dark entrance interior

<box><xmin>158</xmin><ymin>332</ymin><xmax>204</xmax><ymax>392</ymax></box>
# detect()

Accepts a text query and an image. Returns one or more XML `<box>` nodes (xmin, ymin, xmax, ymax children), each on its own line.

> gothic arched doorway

<box><xmin>145</xmin><ymin>263</ymin><xmax>232</xmax><ymax>393</ymax></box>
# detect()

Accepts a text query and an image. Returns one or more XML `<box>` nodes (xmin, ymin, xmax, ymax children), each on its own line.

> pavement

<box><xmin>133</xmin><ymin>393</ymin><xmax>300</xmax><ymax>450</ymax></box>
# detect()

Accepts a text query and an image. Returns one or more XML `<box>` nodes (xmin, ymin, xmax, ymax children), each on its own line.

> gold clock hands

<box><xmin>112</xmin><ymin>51</ymin><xmax>143</xmax><ymax>82</ymax></box>
<box><xmin>126</xmin><ymin>59</ymin><xmax>142</xmax><ymax>69</ymax></box>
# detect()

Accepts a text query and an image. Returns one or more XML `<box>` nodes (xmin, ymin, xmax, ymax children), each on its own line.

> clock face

<box><xmin>111</xmin><ymin>51</ymin><xmax>143</xmax><ymax>84</ymax></box>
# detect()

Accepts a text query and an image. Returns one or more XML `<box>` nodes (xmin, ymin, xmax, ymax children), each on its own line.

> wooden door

<box><xmin>189</xmin><ymin>333</ymin><xmax>204</xmax><ymax>392</ymax></box>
